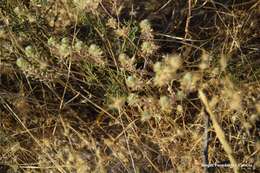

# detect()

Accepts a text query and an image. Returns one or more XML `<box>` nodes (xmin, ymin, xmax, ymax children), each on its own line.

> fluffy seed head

<box><xmin>88</xmin><ymin>44</ymin><xmax>103</xmax><ymax>57</ymax></box>
<box><xmin>16</xmin><ymin>58</ymin><xmax>30</xmax><ymax>70</ymax></box>
<box><xmin>159</xmin><ymin>96</ymin><xmax>172</xmax><ymax>113</ymax></box>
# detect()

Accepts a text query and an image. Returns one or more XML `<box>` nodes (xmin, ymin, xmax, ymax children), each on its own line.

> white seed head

<box><xmin>119</xmin><ymin>53</ymin><xmax>129</xmax><ymax>63</ymax></box>
<box><xmin>16</xmin><ymin>58</ymin><xmax>30</xmax><ymax>70</ymax></box>
<box><xmin>141</xmin><ymin>41</ymin><xmax>157</xmax><ymax>55</ymax></box>
<box><xmin>126</xmin><ymin>75</ymin><xmax>142</xmax><ymax>90</ymax></box>
<box><xmin>59</xmin><ymin>44</ymin><xmax>70</xmax><ymax>57</ymax></box>
<box><xmin>165</xmin><ymin>54</ymin><xmax>182</xmax><ymax>70</ymax></box>
<box><xmin>0</xmin><ymin>28</ymin><xmax>6</xmax><ymax>39</ymax></box>
<box><xmin>153</xmin><ymin>62</ymin><xmax>162</xmax><ymax>72</ymax></box>
<box><xmin>159</xmin><ymin>96</ymin><xmax>172</xmax><ymax>113</ymax></box>
<box><xmin>74</xmin><ymin>39</ymin><xmax>83</xmax><ymax>52</ymax></box>
<box><xmin>88</xmin><ymin>44</ymin><xmax>103</xmax><ymax>57</ymax></box>
<box><xmin>141</xmin><ymin>110</ymin><xmax>152</xmax><ymax>122</ymax></box>
<box><xmin>140</xmin><ymin>19</ymin><xmax>152</xmax><ymax>33</ymax></box>
<box><xmin>25</xmin><ymin>45</ymin><xmax>35</xmax><ymax>57</ymax></box>
<box><xmin>176</xmin><ymin>90</ymin><xmax>186</xmax><ymax>101</ymax></box>
<box><xmin>119</xmin><ymin>53</ymin><xmax>135</xmax><ymax>70</ymax></box>
<box><xmin>126</xmin><ymin>76</ymin><xmax>137</xmax><ymax>88</ymax></box>
<box><xmin>230</xmin><ymin>92</ymin><xmax>242</xmax><ymax>111</ymax></box>
<box><xmin>181</xmin><ymin>72</ymin><xmax>200</xmax><ymax>92</ymax></box>
<box><xmin>199</xmin><ymin>62</ymin><xmax>208</xmax><ymax>70</ymax></box>
<box><xmin>73</xmin><ymin>0</ymin><xmax>100</xmax><ymax>11</ymax></box>
<box><xmin>176</xmin><ymin>105</ymin><xmax>183</xmax><ymax>114</ymax></box>
<box><xmin>39</xmin><ymin>61</ymin><xmax>48</xmax><ymax>70</ymax></box>
<box><xmin>48</xmin><ymin>37</ymin><xmax>57</xmax><ymax>47</ymax></box>
<box><xmin>106</xmin><ymin>18</ymin><xmax>117</xmax><ymax>29</ymax></box>
<box><xmin>109</xmin><ymin>97</ymin><xmax>125</xmax><ymax>110</ymax></box>
<box><xmin>61</xmin><ymin>37</ymin><xmax>70</xmax><ymax>45</ymax></box>
<box><xmin>127</xmin><ymin>93</ymin><xmax>140</xmax><ymax>106</ymax></box>
<box><xmin>249</xmin><ymin>114</ymin><xmax>259</xmax><ymax>124</ymax></box>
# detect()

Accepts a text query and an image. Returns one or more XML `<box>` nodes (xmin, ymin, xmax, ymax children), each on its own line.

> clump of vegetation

<box><xmin>0</xmin><ymin>0</ymin><xmax>259</xmax><ymax>173</ymax></box>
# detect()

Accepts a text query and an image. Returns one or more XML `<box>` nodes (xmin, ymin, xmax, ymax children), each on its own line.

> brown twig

<box><xmin>199</xmin><ymin>90</ymin><xmax>240</xmax><ymax>173</ymax></box>
<box><xmin>185</xmin><ymin>0</ymin><xmax>192</xmax><ymax>39</ymax></box>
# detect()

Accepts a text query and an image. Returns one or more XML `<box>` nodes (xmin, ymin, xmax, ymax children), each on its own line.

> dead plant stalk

<box><xmin>199</xmin><ymin>90</ymin><xmax>240</xmax><ymax>173</ymax></box>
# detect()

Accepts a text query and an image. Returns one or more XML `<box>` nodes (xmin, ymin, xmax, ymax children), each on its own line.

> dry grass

<box><xmin>0</xmin><ymin>0</ymin><xmax>259</xmax><ymax>173</ymax></box>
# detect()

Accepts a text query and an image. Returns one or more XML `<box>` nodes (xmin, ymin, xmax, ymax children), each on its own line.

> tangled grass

<box><xmin>0</xmin><ymin>0</ymin><xmax>259</xmax><ymax>173</ymax></box>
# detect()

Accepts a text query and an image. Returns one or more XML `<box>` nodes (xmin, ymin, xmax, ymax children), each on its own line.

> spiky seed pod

<box><xmin>109</xmin><ymin>97</ymin><xmax>126</xmax><ymax>111</ymax></box>
<box><xmin>159</xmin><ymin>96</ymin><xmax>172</xmax><ymax>113</ymax></box>
<box><xmin>16</xmin><ymin>57</ymin><xmax>30</xmax><ymax>70</ymax></box>
<box><xmin>48</xmin><ymin>37</ymin><xmax>58</xmax><ymax>47</ymax></box>
<box><xmin>126</xmin><ymin>75</ymin><xmax>143</xmax><ymax>91</ymax></box>
<box><xmin>141</xmin><ymin>41</ymin><xmax>158</xmax><ymax>55</ymax></box>
<box><xmin>153</xmin><ymin>54</ymin><xmax>182</xmax><ymax>87</ymax></box>
<box><xmin>106</xmin><ymin>18</ymin><xmax>117</xmax><ymax>29</ymax></box>
<box><xmin>115</xmin><ymin>26</ymin><xmax>129</xmax><ymax>38</ymax></box>
<box><xmin>118</xmin><ymin>53</ymin><xmax>135</xmax><ymax>71</ymax></box>
<box><xmin>164</xmin><ymin>54</ymin><xmax>182</xmax><ymax>70</ymax></box>
<box><xmin>16</xmin><ymin>58</ymin><xmax>58</xmax><ymax>82</ymax></box>
<box><xmin>141</xmin><ymin>110</ymin><xmax>152</xmax><ymax>122</ymax></box>
<box><xmin>88</xmin><ymin>44</ymin><xmax>102</xmax><ymax>57</ymax></box>
<box><xmin>199</xmin><ymin>51</ymin><xmax>211</xmax><ymax>70</ymax></box>
<box><xmin>88</xmin><ymin>44</ymin><xmax>106</xmax><ymax>66</ymax></box>
<box><xmin>74</xmin><ymin>39</ymin><xmax>84</xmax><ymax>53</ymax></box>
<box><xmin>127</xmin><ymin>93</ymin><xmax>140</xmax><ymax>106</ymax></box>
<box><xmin>139</xmin><ymin>19</ymin><xmax>154</xmax><ymax>40</ymax></box>
<box><xmin>153</xmin><ymin>62</ymin><xmax>162</xmax><ymax>72</ymax></box>
<box><xmin>140</xmin><ymin>19</ymin><xmax>152</xmax><ymax>33</ymax></box>
<box><xmin>180</xmin><ymin>72</ymin><xmax>200</xmax><ymax>93</ymax></box>
<box><xmin>73</xmin><ymin>0</ymin><xmax>100</xmax><ymax>12</ymax></box>
<box><xmin>25</xmin><ymin>45</ymin><xmax>36</xmax><ymax>58</ymax></box>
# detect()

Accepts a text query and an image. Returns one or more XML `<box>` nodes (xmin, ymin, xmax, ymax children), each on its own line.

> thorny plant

<box><xmin>0</xmin><ymin>0</ymin><xmax>259</xmax><ymax>173</ymax></box>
